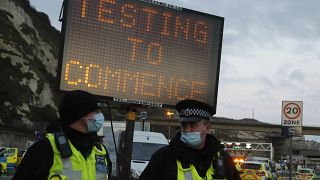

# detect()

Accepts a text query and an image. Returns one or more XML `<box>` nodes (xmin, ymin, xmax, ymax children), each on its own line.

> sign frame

<box><xmin>57</xmin><ymin>0</ymin><xmax>224</xmax><ymax>112</ymax></box>
<box><xmin>281</xmin><ymin>101</ymin><xmax>303</xmax><ymax>127</ymax></box>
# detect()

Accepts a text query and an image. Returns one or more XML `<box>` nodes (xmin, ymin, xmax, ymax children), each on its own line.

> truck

<box><xmin>0</xmin><ymin>148</ymin><xmax>26</xmax><ymax>176</ymax></box>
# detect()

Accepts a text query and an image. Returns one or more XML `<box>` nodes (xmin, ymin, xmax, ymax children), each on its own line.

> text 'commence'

<box><xmin>64</xmin><ymin>60</ymin><xmax>206</xmax><ymax>100</ymax></box>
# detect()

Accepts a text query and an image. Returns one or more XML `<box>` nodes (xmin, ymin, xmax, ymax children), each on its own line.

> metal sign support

<box><xmin>288</xmin><ymin>128</ymin><xmax>294</xmax><ymax>180</ymax></box>
<box><xmin>120</xmin><ymin>110</ymin><xmax>137</xmax><ymax>180</ymax></box>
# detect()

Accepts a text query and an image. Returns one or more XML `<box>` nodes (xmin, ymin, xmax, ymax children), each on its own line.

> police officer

<box><xmin>140</xmin><ymin>99</ymin><xmax>240</xmax><ymax>180</ymax></box>
<box><xmin>13</xmin><ymin>90</ymin><xmax>111</xmax><ymax>179</ymax></box>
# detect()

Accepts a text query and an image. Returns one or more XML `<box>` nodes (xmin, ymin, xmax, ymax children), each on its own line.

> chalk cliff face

<box><xmin>0</xmin><ymin>0</ymin><xmax>60</xmax><ymax>133</ymax></box>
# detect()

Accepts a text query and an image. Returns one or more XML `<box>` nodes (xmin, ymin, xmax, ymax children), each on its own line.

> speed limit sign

<box><xmin>281</xmin><ymin>101</ymin><xmax>303</xmax><ymax>126</ymax></box>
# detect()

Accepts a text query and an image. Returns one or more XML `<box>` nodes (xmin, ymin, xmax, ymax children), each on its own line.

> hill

<box><xmin>0</xmin><ymin>0</ymin><xmax>60</xmax><ymax>134</ymax></box>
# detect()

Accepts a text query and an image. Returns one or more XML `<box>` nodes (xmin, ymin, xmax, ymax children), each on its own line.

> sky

<box><xmin>28</xmin><ymin>0</ymin><xmax>320</xmax><ymax>127</ymax></box>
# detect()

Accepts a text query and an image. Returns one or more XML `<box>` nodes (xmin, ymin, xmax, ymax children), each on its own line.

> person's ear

<box><xmin>205</xmin><ymin>122</ymin><xmax>211</xmax><ymax>132</ymax></box>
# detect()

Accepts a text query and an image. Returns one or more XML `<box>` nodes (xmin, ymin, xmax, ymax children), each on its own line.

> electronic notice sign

<box><xmin>58</xmin><ymin>0</ymin><xmax>224</xmax><ymax>110</ymax></box>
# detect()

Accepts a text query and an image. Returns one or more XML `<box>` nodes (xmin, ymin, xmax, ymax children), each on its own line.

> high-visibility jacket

<box><xmin>46</xmin><ymin>133</ymin><xmax>109</xmax><ymax>180</ymax></box>
<box><xmin>177</xmin><ymin>151</ymin><xmax>226</xmax><ymax>180</ymax></box>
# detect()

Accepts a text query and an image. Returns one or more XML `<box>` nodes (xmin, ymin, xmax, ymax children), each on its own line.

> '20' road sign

<box><xmin>281</xmin><ymin>101</ymin><xmax>303</xmax><ymax>127</ymax></box>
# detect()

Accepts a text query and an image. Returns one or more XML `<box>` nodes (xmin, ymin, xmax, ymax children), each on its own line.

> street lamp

<box><xmin>138</xmin><ymin>111</ymin><xmax>147</xmax><ymax>131</ymax></box>
<box><xmin>166</xmin><ymin>111</ymin><xmax>174</xmax><ymax>118</ymax></box>
<box><xmin>166</xmin><ymin>110</ymin><xmax>175</xmax><ymax>139</ymax></box>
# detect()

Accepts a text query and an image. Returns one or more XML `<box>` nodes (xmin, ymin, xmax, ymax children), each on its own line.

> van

<box><xmin>117</xmin><ymin>130</ymin><xmax>169</xmax><ymax>179</ymax></box>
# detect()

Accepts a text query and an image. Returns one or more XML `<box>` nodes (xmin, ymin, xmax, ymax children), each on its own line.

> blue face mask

<box><xmin>180</xmin><ymin>131</ymin><xmax>204</xmax><ymax>148</ymax></box>
<box><xmin>87</xmin><ymin>113</ymin><xmax>105</xmax><ymax>133</ymax></box>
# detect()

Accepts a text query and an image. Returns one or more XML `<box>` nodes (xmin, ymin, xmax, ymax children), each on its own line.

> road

<box><xmin>0</xmin><ymin>176</ymin><xmax>11</xmax><ymax>180</ymax></box>
<box><xmin>2</xmin><ymin>172</ymin><xmax>320</xmax><ymax>179</ymax></box>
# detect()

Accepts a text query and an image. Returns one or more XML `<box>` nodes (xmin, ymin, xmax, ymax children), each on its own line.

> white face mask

<box><xmin>180</xmin><ymin>125</ymin><xmax>206</xmax><ymax>148</ymax></box>
<box><xmin>87</xmin><ymin>113</ymin><xmax>105</xmax><ymax>132</ymax></box>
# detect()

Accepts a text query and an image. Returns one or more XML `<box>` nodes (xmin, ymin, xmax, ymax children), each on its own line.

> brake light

<box><xmin>256</xmin><ymin>171</ymin><xmax>265</xmax><ymax>176</ymax></box>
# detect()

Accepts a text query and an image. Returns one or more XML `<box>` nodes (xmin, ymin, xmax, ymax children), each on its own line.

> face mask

<box><xmin>180</xmin><ymin>126</ymin><xmax>206</xmax><ymax>148</ymax></box>
<box><xmin>87</xmin><ymin>113</ymin><xmax>105</xmax><ymax>132</ymax></box>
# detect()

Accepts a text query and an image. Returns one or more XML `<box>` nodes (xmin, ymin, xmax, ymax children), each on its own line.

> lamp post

<box><xmin>139</xmin><ymin>111</ymin><xmax>147</xmax><ymax>131</ymax></box>
<box><xmin>166</xmin><ymin>111</ymin><xmax>174</xmax><ymax>139</ymax></box>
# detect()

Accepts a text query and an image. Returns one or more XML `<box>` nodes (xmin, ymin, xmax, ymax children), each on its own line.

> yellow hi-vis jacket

<box><xmin>177</xmin><ymin>151</ymin><xmax>226</xmax><ymax>180</ymax></box>
<box><xmin>46</xmin><ymin>133</ymin><xmax>109</xmax><ymax>180</ymax></box>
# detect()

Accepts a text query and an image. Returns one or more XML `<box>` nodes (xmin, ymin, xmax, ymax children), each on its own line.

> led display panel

<box><xmin>58</xmin><ymin>0</ymin><xmax>224</xmax><ymax>110</ymax></box>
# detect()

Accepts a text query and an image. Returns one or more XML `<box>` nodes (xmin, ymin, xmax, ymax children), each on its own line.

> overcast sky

<box><xmin>29</xmin><ymin>0</ymin><xmax>320</xmax><ymax>126</ymax></box>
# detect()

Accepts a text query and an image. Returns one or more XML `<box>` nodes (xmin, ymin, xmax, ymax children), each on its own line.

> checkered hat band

<box><xmin>180</xmin><ymin>108</ymin><xmax>211</xmax><ymax>119</ymax></box>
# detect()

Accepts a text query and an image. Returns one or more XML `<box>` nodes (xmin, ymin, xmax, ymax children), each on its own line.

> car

<box><xmin>0</xmin><ymin>148</ymin><xmax>26</xmax><ymax>176</ymax></box>
<box><xmin>239</xmin><ymin>161</ymin><xmax>273</xmax><ymax>180</ymax></box>
<box><xmin>295</xmin><ymin>168</ymin><xmax>315</xmax><ymax>180</ymax></box>
<box><xmin>17</xmin><ymin>150</ymin><xmax>27</xmax><ymax>165</ymax></box>
<box><xmin>245</xmin><ymin>156</ymin><xmax>277</xmax><ymax>179</ymax></box>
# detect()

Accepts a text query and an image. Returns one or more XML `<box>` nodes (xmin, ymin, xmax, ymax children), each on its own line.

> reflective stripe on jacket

<box><xmin>177</xmin><ymin>151</ymin><xmax>226</xmax><ymax>180</ymax></box>
<box><xmin>46</xmin><ymin>133</ymin><xmax>109</xmax><ymax>180</ymax></box>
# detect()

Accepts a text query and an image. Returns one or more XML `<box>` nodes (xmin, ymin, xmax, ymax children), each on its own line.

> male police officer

<box><xmin>13</xmin><ymin>90</ymin><xmax>111</xmax><ymax>179</ymax></box>
<box><xmin>140</xmin><ymin>99</ymin><xmax>240</xmax><ymax>180</ymax></box>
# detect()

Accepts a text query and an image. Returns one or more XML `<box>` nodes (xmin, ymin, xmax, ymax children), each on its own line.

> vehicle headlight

<box><xmin>131</xmin><ymin>170</ymin><xmax>141</xmax><ymax>179</ymax></box>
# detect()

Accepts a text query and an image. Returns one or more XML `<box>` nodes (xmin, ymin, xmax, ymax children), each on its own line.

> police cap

<box><xmin>176</xmin><ymin>99</ymin><xmax>214</xmax><ymax>122</ymax></box>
